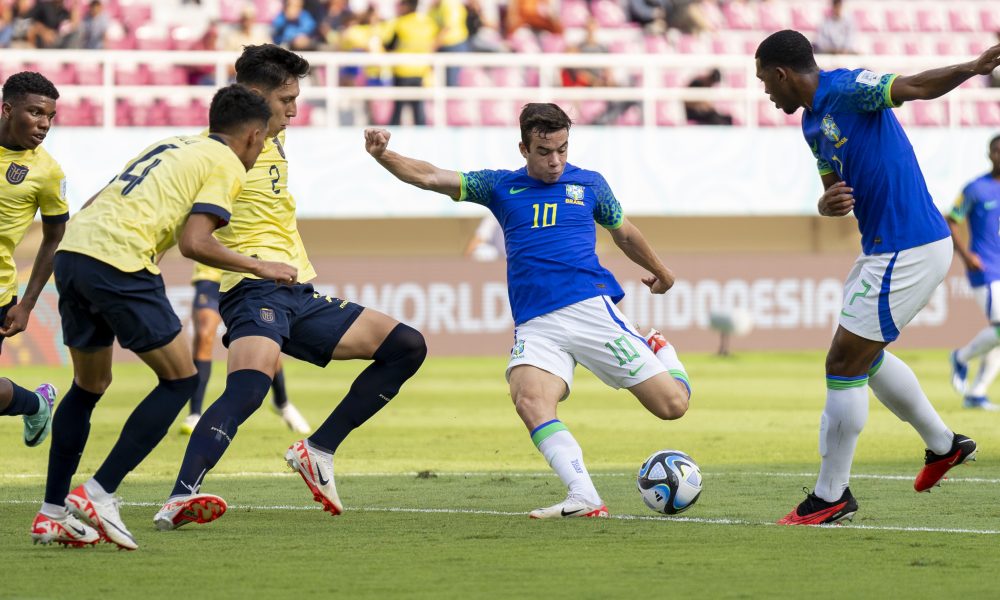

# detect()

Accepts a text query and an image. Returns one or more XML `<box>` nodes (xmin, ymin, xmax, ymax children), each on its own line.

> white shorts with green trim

<box><xmin>505</xmin><ymin>295</ymin><xmax>667</xmax><ymax>399</ymax></box>
<box><xmin>838</xmin><ymin>237</ymin><xmax>952</xmax><ymax>343</ymax></box>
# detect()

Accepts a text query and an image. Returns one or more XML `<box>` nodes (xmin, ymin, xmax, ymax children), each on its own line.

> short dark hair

<box><xmin>991</xmin><ymin>133</ymin><xmax>1000</xmax><ymax>149</ymax></box>
<box><xmin>209</xmin><ymin>84</ymin><xmax>271</xmax><ymax>134</ymax></box>
<box><xmin>2</xmin><ymin>71</ymin><xmax>59</xmax><ymax>104</ymax></box>
<box><xmin>235</xmin><ymin>44</ymin><xmax>310</xmax><ymax>90</ymax></box>
<box><xmin>519</xmin><ymin>103</ymin><xmax>572</xmax><ymax>149</ymax></box>
<box><xmin>755</xmin><ymin>30</ymin><xmax>818</xmax><ymax>73</ymax></box>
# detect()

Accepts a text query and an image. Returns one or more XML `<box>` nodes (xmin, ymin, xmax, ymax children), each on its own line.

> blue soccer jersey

<box><xmin>459</xmin><ymin>164</ymin><xmax>625</xmax><ymax>325</ymax></box>
<box><xmin>802</xmin><ymin>68</ymin><xmax>950</xmax><ymax>255</ymax></box>
<box><xmin>950</xmin><ymin>173</ymin><xmax>1000</xmax><ymax>286</ymax></box>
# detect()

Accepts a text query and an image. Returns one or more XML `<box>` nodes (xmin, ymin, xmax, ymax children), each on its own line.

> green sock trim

<box><xmin>530</xmin><ymin>420</ymin><xmax>567</xmax><ymax>448</ymax></box>
<box><xmin>826</xmin><ymin>376</ymin><xmax>869</xmax><ymax>390</ymax></box>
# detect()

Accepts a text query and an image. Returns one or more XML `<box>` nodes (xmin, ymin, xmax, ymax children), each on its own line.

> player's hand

<box><xmin>643</xmin><ymin>270</ymin><xmax>675</xmax><ymax>294</ymax></box>
<box><xmin>964</xmin><ymin>252</ymin><xmax>984</xmax><ymax>272</ymax></box>
<box><xmin>0</xmin><ymin>303</ymin><xmax>31</xmax><ymax>337</ymax></box>
<box><xmin>364</xmin><ymin>128</ymin><xmax>391</xmax><ymax>159</ymax></box>
<box><xmin>818</xmin><ymin>181</ymin><xmax>855</xmax><ymax>217</ymax></box>
<box><xmin>971</xmin><ymin>43</ymin><xmax>1000</xmax><ymax>75</ymax></box>
<box><xmin>254</xmin><ymin>261</ymin><xmax>298</xmax><ymax>286</ymax></box>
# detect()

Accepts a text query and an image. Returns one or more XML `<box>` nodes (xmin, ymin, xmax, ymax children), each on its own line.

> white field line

<box><xmin>2</xmin><ymin>470</ymin><xmax>999</xmax><ymax>484</ymax></box>
<box><xmin>0</xmin><ymin>498</ymin><xmax>997</xmax><ymax>535</ymax></box>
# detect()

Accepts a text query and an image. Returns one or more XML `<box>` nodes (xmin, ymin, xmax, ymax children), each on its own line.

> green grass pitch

<box><xmin>2</xmin><ymin>350</ymin><xmax>999</xmax><ymax>599</ymax></box>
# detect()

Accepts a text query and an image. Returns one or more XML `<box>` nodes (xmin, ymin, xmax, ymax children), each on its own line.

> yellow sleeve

<box><xmin>190</xmin><ymin>159</ymin><xmax>245</xmax><ymax>227</ymax></box>
<box><xmin>38</xmin><ymin>161</ymin><xmax>69</xmax><ymax>222</ymax></box>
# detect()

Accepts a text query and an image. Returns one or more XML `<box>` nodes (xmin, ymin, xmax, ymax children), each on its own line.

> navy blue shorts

<box><xmin>192</xmin><ymin>280</ymin><xmax>221</xmax><ymax>313</ymax></box>
<box><xmin>220</xmin><ymin>279</ymin><xmax>364</xmax><ymax>367</ymax></box>
<box><xmin>54</xmin><ymin>251</ymin><xmax>182</xmax><ymax>353</ymax></box>
<box><xmin>0</xmin><ymin>297</ymin><xmax>14</xmax><ymax>354</ymax></box>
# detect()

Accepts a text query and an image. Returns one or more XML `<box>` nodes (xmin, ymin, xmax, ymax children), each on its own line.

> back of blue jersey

<box><xmin>802</xmin><ymin>69</ymin><xmax>950</xmax><ymax>255</ymax></box>
<box><xmin>950</xmin><ymin>174</ymin><xmax>1000</xmax><ymax>286</ymax></box>
<box><xmin>459</xmin><ymin>164</ymin><xmax>625</xmax><ymax>325</ymax></box>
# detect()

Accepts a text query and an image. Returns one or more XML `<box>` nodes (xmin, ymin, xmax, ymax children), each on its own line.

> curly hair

<box><xmin>755</xmin><ymin>30</ymin><xmax>818</xmax><ymax>73</ymax></box>
<box><xmin>2</xmin><ymin>71</ymin><xmax>59</xmax><ymax>103</ymax></box>
<box><xmin>209</xmin><ymin>84</ymin><xmax>272</xmax><ymax>134</ymax></box>
<box><xmin>235</xmin><ymin>44</ymin><xmax>310</xmax><ymax>90</ymax></box>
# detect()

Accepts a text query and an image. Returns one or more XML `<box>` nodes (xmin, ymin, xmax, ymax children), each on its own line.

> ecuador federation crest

<box><xmin>820</xmin><ymin>114</ymin><xmax>842</xmax><ymax>144</ymax></box>
<box><xmin>260</xmin><ymin>307</ymin><xmax>275</xmax><ymax>323</ymax></box>
<box><xmin>565</xmin><ymin>184</ymin><xmax>584</xmax><ymax>202</ymax></box>
<box><xmin>5</xmin><ymin>162</ymin><xmax>29</xmax><ymax>185</ymax></box>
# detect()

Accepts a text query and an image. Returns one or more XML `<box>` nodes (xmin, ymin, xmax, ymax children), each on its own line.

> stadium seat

<box><xmin>614</xmin><ymin>104</ymin><xmax>642</xmax><ymax>126</ymax></box>
<box><xmin>118</xmin><ymin>3</ymin><xmax>153</xmax><ymax>29</ymax></box>
<box><xmin>851</xmin><ymin>7</ymin><xmax>882</xmax><ymax>33</ymax></box>
<box><xmin>655</xmin><ymin>101</ymin><xmax>683</xmax><ymax>126</ymax></box>
<box><xmin>913</xmin><ymin>102</ymin><xmax>947</xmax><ymax>126</ymax></box>
<box><xmin>884</xmin><ymin>8</ymin><xmax>912</xmax><ymax>33</ymax></box>
<box><xmin>75</xmin><ymin>63</ymin><xmax>103</xmax><ymax>85</ymax></box>
<box><xmin>115</xmin><ymin>99</ymin><xmax>134</xmax><ymax>126</ymax></box>
<box><xmin>254</xmin><ymin>0</ymin><xmax>283</xmax><ymax>22</ymax></box>
<box><xmin>790</xmin><ymin>5</ymin><xmax>819</xmax><ymax>31</ymax></box>
<box><xmin>756</xmin><ymin>1</ymin><xmax>790</xmax><ymax>32</ymax></box>
<box><xmin>644</xmin><ymin>35</ymin><xmax>670</xmax><ymax>54</ymax></box>
<box><xmin>591</xmin><ymin>0</ymin><xmax>627</xmax><ymax>29</ymax></box>
<box><xmin>722</xmin><ymin>1</ymin><xmax>756</xmax><ymax>30</ymax></box>
<box><xmin>149</xmin><ymin>65</ymin><xmax>188</xmax><ymax>86</ymax></box>
<box><xmin>135</xmin><ymin>24</ymin><xmax>172</xmax><ymax>51</ymax></box>
<box><xmin>480</xmin><ymin>100</ymin><xmax>515</xmax><ymax>126</ymax></box>
<box><xmin>980</xmin><ymin>7</ymin><xmax>1000</xmax><ymax>32</ymax></box>
<box><xmin>562</xmin><ymin>0</ymin><xmax>591</xmax><ymax>29</ymax></box>
<box><xmin>677</xmin><ymin>34</ymin><xmax>710</xmax><ymax>54</ymax></box>
<box><xmin>947</xmin><ymin>5</ymin><xmax>977</xmax><ymax>32</ymax></box>
<box><xmin>115</xmin><ymin>64</ymin><xmax>150</xmax><ymax>85</ymax></box>
<box><xmin>539</xmin><ymin>32</ymin><xmax>566</xmax><ymax>53</ymax></box>
<box><xmin>445</xmin><ymin>99</ymin><xmax>475</xmax><ymax>126</ymax></box>
<box><xmin>915</xmin><ymin>7</ymin><xmax>944</xmax><ymax>32</ymax></box>
<box><xmin>170</xmin><ymin>25</ymin><xmax>206</xmax><ymax>51</ymax></box>
<box><xmin>368</xmin><ymin>100</ymin><xmax>393</xmax><ymax>126</ymax></box>
<box><xmin>977</xmin><ymin>101</ymin><xmax>1000</xmax><ymax>126</ymax></box>
<box><xmin>130</xmin><ymin>99</ymin><xmax>170</xmax><ymax>127</ymax></box>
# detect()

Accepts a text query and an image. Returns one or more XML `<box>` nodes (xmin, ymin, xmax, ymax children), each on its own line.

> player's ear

<box><xmin>519</xmin><ymin>141</ymin><xmax>528</xmax><ymax>158</ymax></box>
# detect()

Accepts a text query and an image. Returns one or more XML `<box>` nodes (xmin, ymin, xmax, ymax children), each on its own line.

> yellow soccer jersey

<box><xmin>192</xmin><ymin>261</ymin><xmax>224</xmax><ymax>284</ymax></box>
<box><xmin>0</xmin><ymin>144</ymin><xmax>69</xmax><ymax>306</ymax></box>
<box><xmin>215</xmin><ymin>130</ymin><xmax>316</xmax><ymax>292</ymax></box>
<box><xmin>59</xmin><ymin>135</ymin><xmax>245</xmax><ymax>275</ymax></box>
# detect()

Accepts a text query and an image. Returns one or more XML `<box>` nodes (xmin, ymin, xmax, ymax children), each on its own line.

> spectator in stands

<box><xmin>664</xmin><ymin>0</ymin><xmax>713</xmax><ymax>35</ymax></box>
<box><xmin>431</xmin><ymin>0</ymin><xmax>469</xmax><ymax>86</ymax></box>
<box><xmin>272</xmin><ymin>0</ymin><xmax>317</xmax><ymax>50</ymax></box>
<box><xmin>465</xmin><ymin>215</ymin><xmax>505</xmax><ymax>261</ymax></box>
<box><xmin>317</xmin><ymin>0</ymin><xmax>353</xmax><ymax>48</ymax></box>
<box><xmin>224</xmin><ymin>7</ymin><xmax>271</xmax><ymax>51</ymax></box>
<box><xmin>27</xmin><ymin>0</ymin><xmax>68</xmax><ymax>49</ymax></box>
<box><xmin>337</xmin><ymin>6</ymin><xmax>388</xmax><ymax>124</ymax></box>
<box><xmin>506</xmin><ymin>0</ymin><xmax>563</xmax><ymax>38</ymax></box>
<box><xmin>684</xmin><ymin>68</ymin><xmax>732</xmax><ymax>125</ymax></box>
<box><xmin>0</xmin><ymin>3</ymin><xmax>13</xmax><ymax>48</ymax></box>
<box><xmin>813</xmin><ymin>0</ymin><xmax>857</xmax><ymax>55</ymax></box>
<box><xmin>465</xmin><ymin>0</ymin><xmax>506</xmax><ymax>52</ymax></box>
<box><xmin>560</xmin><ymin>19</ymin><xmax>638</xmax><ymax>125</ymax></box>
<box><xmin>384</xmin><ymin>0</ymin><xmax>438</xmax><ymax>126</ymax></box>
<box><xmin>61</xmin><ymin>1</ymin><xmax>109</xmax><ymax>50</ymax></box>
<box><xmin>992</xmin><ymin>32</ymin><xmax>1000</xmax><ymax>88</ymax></box>
<box><xmin>8</xmin><ymin>0</ymin><xmax>35</xmax><ymax>48</ymax></box>
<box><xmin>627</xmin><ymin>0</ymin><xmax>667</xmax><ymax>34</ymax></box>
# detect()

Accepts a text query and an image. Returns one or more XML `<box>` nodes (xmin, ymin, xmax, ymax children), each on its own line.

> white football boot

<box><xmin>154</xmin><ymin>493</ymin><xmax>228</xmax><ymax>531</ymax></box>
<box><xmin>65</xmin><ymin>484</ymin><xmax>138</xmax><ymax>550</ymax></box>
<box><xmin>279</xmin><ymin>403</ymin><xmax>311</xmax><ymax>434</ymax></box>
<box><xmin>30</xmin><ymin>510</ymin><xmax>100</xmax><ymax>547</ymax></box>
<box><xmin>285</xmin><ymin>439</ymin><xmax>342</xmax><ymax>515</ymax></box>
<box><xmin>529</xmin><ymin>495</ymin><xmax>610</xmax><ymax>519</ymax></box>
<box><xmin>179</xmin><ymin>413</ymin><xmax>200</xmax><ymax>436</ymax></box>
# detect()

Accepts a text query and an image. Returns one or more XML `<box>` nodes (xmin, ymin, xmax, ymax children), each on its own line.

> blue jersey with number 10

<box><xmin>459</xmin><ymin>164</ymin><xmax>625</xmax><ymax>325</ymax></box>
<box><xmin>802</xmin><ymin>68</ymin><xmax>949</xmax><ymax>255</ymax></box>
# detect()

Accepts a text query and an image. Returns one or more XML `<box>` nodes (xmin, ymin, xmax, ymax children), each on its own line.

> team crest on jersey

<box><xmin>511</xmin><ymin>339</ymin><xmax>525</xmax><ymax>359</ymax></box>
<box><xmin>260</xmin><ymin>307</ymin><xmax>275</xmax><ymax>323</ymax></box>
<box><xmin>5</xmin><ymin>162</ymin><xmax>29</xmax><ymax>184</ymax></box>
<box><xmin>821</xmin><ymin>115</ymin><xmax>841</xmax><ymax>143</ymax></box>
<box><xmin>565</xmin><ymin>184</ymin><xmax>584</xmax><ymax>203</ymax></box>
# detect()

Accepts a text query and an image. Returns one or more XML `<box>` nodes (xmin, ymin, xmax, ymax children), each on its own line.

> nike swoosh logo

<box><xmin>68</xmin><ymin>524</ymin><xmax>87</xmax><ymax>536</ymax></box>
<box><xmin>509</xmin><ymin>187</ymin><xmax>529</xmax><ymax>194</ymax></box>
<box><xmin>628</xmin><ymin>363</ymin><xmax>646</xmax><ymax>376</ymax></box>
<box><xmin>561</xmin><ymin>507</ymin><xmax>584</xmax><ymax>517</ymax></box>
<box><xmin>25</xmin><ymin>426</ymin><xmax>46</xmax><ymax>446</ymax></box>
<box><xmin>317</xmin><ymin>466</ymin><xmax>330</xmax><ymax>486</ymax></box>
<box><xmin>840</xmin><ymin>310</ymin><xmax>855</xmax><ymax>318</ymax></box>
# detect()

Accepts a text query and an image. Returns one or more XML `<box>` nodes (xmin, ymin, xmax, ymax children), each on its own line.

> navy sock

<box><xmin>309</xmin><ymin>324</ymin><xmax>426</xmax><ymax>454</ymax></box>
<box><xmin>93</xmin><ymin>375</ymin><xmax>198</xmax><ymax>494</ymax></box>
<box><xmin>44</xmin><ymin>383</ymin><xmax>103</xmax><ymax>505</ymax></box>
<box><xmin>170</xmin><ymin>369</ymin><xmax>272</xmax><ymax>497</ymax></box>
<box><xmin>270</xmin><ymin>368</ymin><xmax>288</xmax><ymax>409</ymax></box>
<box><xmin>0</xmin><ymin>378</ymin><xmax>39</xmax><ymax>416</ymax></box>
<box><xmin>190</xmin><ymin>359</ymin><xmax>212</xmax><ymax>415</ymax></box>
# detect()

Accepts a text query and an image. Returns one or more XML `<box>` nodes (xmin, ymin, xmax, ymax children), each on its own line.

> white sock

<box><xmin>653</xmin><ymin>342</ymin><xmax>691</xmax><ymax>395</ymax></box>
<box><xmin>40</xmin><ymin>502</ymin><xmax>68</xmax><ymax>518</ymax></box>
<box><xmin>970</xmin><ymin>347</ymin><xmax>1000</xmax><ymax>397</ymax></box>
<box><xmin>868</xmin><ymin>351</ymin><xmax>953</xmax><ymax>454</ymax></box>
<box><xmin>957</xmin><ymin>326</ymin><xmax>1000</xmax><ymax>364</ymax></box>
<box><xmin>815</xmin><ymin>381</ymin><xmax>868</xmax><ymax>503</ymax></box>
<box><xmin>84</xmin><ymin>478</ymin><xmax>111</xmax><ymax>502</ymax></box>
<box><xmin>531</xmin><ymin>420</ymin><xmax>601</xmax><ymax>506</ymax></box>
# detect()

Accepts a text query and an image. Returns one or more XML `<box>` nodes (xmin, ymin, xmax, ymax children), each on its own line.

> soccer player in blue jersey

<box><xmin>0</xmin><ymin>73</ymin><xmax>66</xmax><ymax>449</ymax></box>
<box><xmin>755</xmin><ymin>30</ymin><xmax>1000</xmax><ymax>525</ymax></box>
<box><xmin>365</xmin><ymin>103</ymin><xmax>691</xmax><ymax>519</ymax></box>
<box><xmin>947</xmin><ymin>134</ymin><xmax>1000</xmax><ymax>410</ymax></box>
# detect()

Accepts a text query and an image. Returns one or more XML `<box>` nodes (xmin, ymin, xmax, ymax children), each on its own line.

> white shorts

<box><xmin>505</xmin><ymin>295</ymin><xmax>667</xmax><ymax>398</ymax></box>
<box><xmin>972</xmin><ymin>281</ymin><xmax>1000</xmax><ymax>325</ymax></box>
<box><xmin>838</xmin><ymin>237</ymin><xmax>952</xmax><ymax>343</ymax></box>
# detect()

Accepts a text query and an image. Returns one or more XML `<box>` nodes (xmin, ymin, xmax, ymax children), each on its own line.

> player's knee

<box><xmin>160</xmin><ymin>373</ymin><xmax>200</xmax><ymax>398</ymax></box>
<box><xmin>75</xmin><ymin>373</ymin><xmax>112</xmax><ymax>395</ymax></box>
<box><xmin>651</xmin><ymin>391</ymin><xmax>688</xmax><ymax>421</ymax></box>
<box><xmin>194</xmin><ymin>329</ymin><xmax>216</xmax><ymax>353</ymax></box>
<box><xmin>375</xmin><ymin>324</ymin><xmax>427</xmax><ymax>373</ymax></box>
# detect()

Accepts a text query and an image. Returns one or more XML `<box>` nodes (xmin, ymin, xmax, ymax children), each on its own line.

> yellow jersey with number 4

<box><xmin>59</xmin><ymin>135</ymin><xmax>245</xmax><ymax>275</ymax></box>
<box><xmin>0</xmin><ymin>144</ymin><xmax>69</xmax><ymax>306</ymax></box>
<box><xmin>215</xmin><ymin>130</ymin><xmax>316</xmax><ymax>292</ymax></box>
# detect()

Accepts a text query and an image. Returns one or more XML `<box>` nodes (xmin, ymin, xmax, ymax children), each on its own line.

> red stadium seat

<box><xmin>561</xmin><ymin>0</ymin><xmax>591</xmax><ymax>29</ymax></box>
<box><xmin>148</xmin><ymin>65</ymin><xmax>188</xmax><ymax>86</ymax></box>
<box><xmin>884</xmin><ymin>8</ymin><xmax>912</xmax><ymax>32</ymax></box>
<box><xmin>947</xmin><ymin>5</ymin><xmax>977</xmax><ymax>33</ymax></box>
<box><xmin>644</xmin><ymin>34</ymin><xmax>670</xmax><ymax>54</ymax></box>
<box><xmin>445</xmin><ymin>99</ymin><xmax>475</xmax><ymax>126</ymax></box>
<box><xmin>539</xmin><ymin>31</ymin><xmax>566</xmax><ymax>53</ymax></box>
<box><xmin>790</xmin><ymin>5</ymin><xmax>819</xmax><ymax>31</ymax></box>
<box><xmin>722</xmin><ymin>1</ymin><xmax>756</xmax><ymax>30</ymax></box>
<box><xmin>135</xmin><ymin>25</ymin><xmax>172</xmax><ymax>51</ymax></box>
<box><xmin>130</xmin><ymin>99</ymin><xmax>170</xmax><ymax>127</ymax></box>
<box><xmin>75</xmin><ymin>63</ymin><xmax>103</xmax><ymax>85</ymax></box>
<box><xmin>756</xmin><ymin>1</ymin><xmax>790</xmax><ymax>32</ymax></box>
<box><xmin>913</xmin><ymin>102</ymin><xmax>947</xmax><ymax>126</ymax></box>
<box><xmin>118</xmin><ymin>3</ymin><xmax>152</xmax><ymax>29</ymax></box>
<box><xmin>368</xmin><ymin>100</ymin><xmax>393</xmax><ymax>126</ymax></box>
<box><xmin>851</xmin><ymin>7</ymin><xmax>882</xmax><ymax>33</ymax></box>
<box><xmin>915</xmin><ymin>7</ymin><xmax>944</xmax><ymax>32</ymax></box>
<box><xmin>977</xmin><ymin>101</ymin><xmax>1000</xmax><ymax>126</ymax></box>
<box><xmin>655</xmin><ymin>101</ymin><xmax>683</xmax><ymax>126</ymax></box>
<box><xmin>115</xmin><ymin>64</ymin><xmax>150</xmax><ymax>85</ymax></box>
<box><xmin>981</xmin><ymin>8</ymin><xmax>1000</xmax><ymax>32</ymax></box>
<box><xmin>480</xmin><ymin>100</ymin><xmax>515</xmax><ymax>126</ymax></box>
<box><xmin>613</xmin><ymin>104</ymin><xmax>641</xmax><ymax>126</ymax></box>
<box><xmin>592</xmin><ymin>0</ymin><xmax>627</xmax><ymax>29</ymax></box>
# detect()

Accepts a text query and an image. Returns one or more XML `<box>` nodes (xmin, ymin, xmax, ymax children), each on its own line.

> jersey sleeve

<box><xmin>458</xmin><ymin>169</ymin><xmax>505</xmax><ymax>206</ymax></box>
<box><xmin>810</xmin><ymin>140</ymin><xmax>834</xmax><ymax>176</ymax></box>
<box><xmin>38</xmin><ymin>161</ymin><xmax>69</xmax><ymax>223</ymax></box>
<box><xmin>949</xmin><ymin>187</ymin><xmax>972</xmax><ymax>223</ymax></box>
<box><xmin>190</xmin><ymin>159</ymin><xmax>244</xmax><ymax>227</ymax></box>
<box><xmin>592</xmin><ymin>174</ymin><xmax>624</xmax><ymax>229</ymax></box>
<box><xmin>831</xmin><ymin>69</ymin><xmax>901</xmax><ymax>113</ymax></box>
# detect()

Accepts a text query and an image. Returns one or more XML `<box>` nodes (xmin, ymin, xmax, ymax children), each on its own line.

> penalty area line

<box><xmin>0</xmin><ymin>499</ymin><xmax>997</xmax><ymax>535</ymax></box>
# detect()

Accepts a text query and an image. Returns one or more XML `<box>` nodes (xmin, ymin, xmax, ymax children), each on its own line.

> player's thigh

<box><xmin>219</xmin><ymin>278</ymin><xmax>294</xmax><ymax>357</ymax></box>
<box><xmin>54</xmin><ymin>252</ymin><xmax>116</xmax><ymax>353</ymax></box>
<box><xmin>137</xmin><ymin>334</ymin><xmax>197</xmax><ymax>380</ymax></box>
<box><xmin>826</xmin><ymin>325</ymin><xmax>887</xmax><ymax>376</ymax></box>
<box><xmin>68</xmin><ymin>346</ymin><xmax>114</xmax><ymax>394</ymax></box>
<box><xmin>506</xmin><ymin>315</ymin><xmax>575</xmax><ymax>401</ymax></box>
<box><xmin>508</xmin><ymin>364</ymin><xmax>569</xmax><ymax>430</ymax></box>
<box><xmin>280</xmin><ymin>288</ymin><xmax>366</xmax><ymax>365</ymax></box>
<box><xmin>330</xmin><ymin>308</ymin><xmax>400</xmax><ymax>361</ymax></box>
<box><xmin>227</xmin><ymin>335</ymin><xmax>282</xmax><ymax>377</ymax></box>
<box><xmin>627</xmin><ymin>371</ymin><xmax>689</xmax><ymax>420</ymax></box>
<box><xmin>562</xmin><ymin>296</ymin><xmax>666</xmax><ymax>390</ymax></box>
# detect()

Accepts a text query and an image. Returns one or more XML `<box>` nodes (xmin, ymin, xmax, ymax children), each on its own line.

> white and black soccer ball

<box><xmin>636</xmin><ymin>450</ymin><xmax>703</xmax><ymax>515</ymax></box>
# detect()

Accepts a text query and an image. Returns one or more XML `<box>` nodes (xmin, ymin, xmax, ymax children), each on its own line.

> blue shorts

<box><xmin>220</xmin><ymin>279</ymin><xmax>364</xmax><ymax>367</ymax></box>
<box><xmin>54</xmin><ymin>251</ymin><xmax>182</xmax><ymax>353</ymax></box>
<box><xmin>0</xmin><ymin>297</ymin><xmax>14</xmax><ymax>354</ymax></box>
<box><xmin>192</xmin><ymin>280</ymin><xmax>221</xmax><ymax>313</ymax></box>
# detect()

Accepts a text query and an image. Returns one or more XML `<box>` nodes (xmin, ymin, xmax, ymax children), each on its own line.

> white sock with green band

<box><xmin>815</xmin><ymin>375</ymin><xmax>869</xmax><ymax>502</ymax></box>
<box><xmin>868</xmin><ymin>351</ymin><xmax>952</xmax><ymax>454</ymax></box>
<box><xmin>530</xmin><ymin>419</ymin><xmax>601</xmax><ymax>506</ymax></box>
<box><xmin>957</xmin><ymin>326</ymin><xmax>1000</xmax><ymax>364</ymax></box>
<box><xmin>652</xmin><ymin>343</ymin><xmax>691</xmax><ymax>397</ymax></box>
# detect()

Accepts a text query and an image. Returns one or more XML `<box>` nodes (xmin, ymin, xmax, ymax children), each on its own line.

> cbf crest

<box><xmin>565</xmin><ymin>184</ymin><xmax>584</xmax><ymax>203</ymax></box>
<box><xmin>820</xmin><ymin>115</ymin><xmax>841</xmax><ymax>144</ymax></box>
<box><xmin>510</xmin><ymin>339</ymin><xmax>525</xmax><ymax>359</ymax></box>
<box><xmin>5</xmin><ymin>162</ymin><xmax>29</xmax><ymax>185</ymax></box>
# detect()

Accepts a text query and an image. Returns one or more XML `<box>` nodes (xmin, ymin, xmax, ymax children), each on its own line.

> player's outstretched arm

<box><xmin>890</xmin><ymin>42</ymin><xmax>1000</xmax><ymax>103</ymax></box>
<box><xmin>364</xmin><ymin>128</ymin><xmax>463</xmax><ymax>200</ymax></box>
<box><xmin>608</xmin><ymin>218</ymin><xmax>675</xmax><ymax>294</ymax></box>
<box><xmin>180</xmin><ymin>213</ymin><xmax>298</xmax><ymax>285</ymax></box>
<box><xmin>945</xmin><ymin>214</ymin><xmax>983</xmax><ymax>272</ymax></box>
<box><xmin>0</xmin><ymin>220</ymin><xmax>64</xmax><ymax>337</ymax></box>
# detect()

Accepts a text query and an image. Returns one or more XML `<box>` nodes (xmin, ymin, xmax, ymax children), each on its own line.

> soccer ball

<box><xmin>636</xmin><ymin>450</ymin><xmax>703</xmax><ymax>515</ymax></box>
